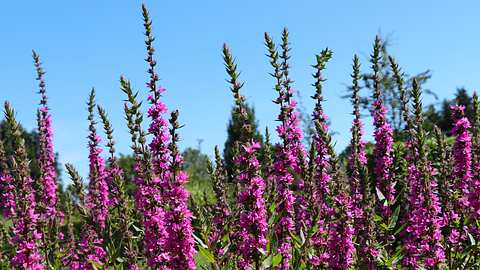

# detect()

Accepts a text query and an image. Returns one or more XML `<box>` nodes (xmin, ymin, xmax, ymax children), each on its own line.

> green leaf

<box><xmin>388</xmin><ymin>205</ymin><xmax>401</xmax><ymax>230</ymax></box>
<box><xmin>272</xmin><ymin>253</ymin><xmax>282</xmax><ymax>268</ymax></box>
<box><xmin>198</xmin><ymin>246</ymin><xmax>215</xmax><ymax>263</ymax></box>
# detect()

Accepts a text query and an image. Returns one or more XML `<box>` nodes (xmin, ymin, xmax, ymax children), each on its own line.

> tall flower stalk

<box><xmin>85</xmin><ymin>89</ymin><xmax>109</xmax><ymax>231</ymax></box>
<box><xmin>371</xmin><ymin>36</ymin><xmax>395</xmax><ymax>218</ymax></box>
<box><xmin>402</xmin><ymin>79</ymin><xmax>444</xmax><ymax>268</ymax></box>
<box><xmin>33</xmin><ymin>51</ymin><xmax>59</xmax><ymax>222</ymax></box>
<box><xmin>0</xmin><ymin>138</ymin><xmax>15</xmax><ymax>219</ymax></box>
<box><xmin>223</xmin><ymin>44</ymin><xmax>267</xmax><ymax>269</ymax></box>
<box><xmin>165</xmin><ymin>110</ymin><xmax>197</xmax><ymax>270</ymax></box>
<box><xmin>349</xmin><ymin>55</ymin><xmax>378</xmax><ymax>269</ymax></box>
<box><xmin>308</xmin><ymin>48</ymin><xmax>334</xmax><ymax>267</ymax></box>
<box><xmin>4</xmin><ymin>102</ymin><xmax>44</xmax><ymax>270</ymax></box>
<box><xmin>66</xmin><ymin>89</ymin><xmax>109</xmax><ymax>269</ymax></box>
<box><xmin>265</xmin><ymin>29</ymin><xmax>305</xmax><ymax>270</ymax></box>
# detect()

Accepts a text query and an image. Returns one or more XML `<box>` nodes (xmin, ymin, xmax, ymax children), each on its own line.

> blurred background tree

<box><xmin>223</xmin><ymin>103</ymin><xmax>263</xmax><ymax>179</ymax></box>
<box><xmin>0</xmin><ymin>120</ymin><xmax>61</xmax><ymax>182</ymax></box>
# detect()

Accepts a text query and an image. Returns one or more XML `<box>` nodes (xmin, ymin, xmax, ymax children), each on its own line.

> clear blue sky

<box><xmin>2</xmin><ymin>1</ymin><xmax>480</xmax><ymax>179</ymax></box>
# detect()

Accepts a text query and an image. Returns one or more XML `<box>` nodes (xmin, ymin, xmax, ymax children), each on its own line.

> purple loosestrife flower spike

<box><xmin>316</xmin><ymin>121</ymin><xmax>354</xmax><ymax>270</ymax></box>
<box><xmin>0</xmin><ymin>138</ymin><xmax>16</xmax><ymax>219</ymax></box>
<box><xmin>85</xmin><ymin>89</ymin><xmax>109</xmax><ymax>231</ymax></box>
<box><xmin>4</xmin><ymin>102</ymin><xmax>44</xmax><ymax>270</ymax></box>
<box><xmin>98</xmin><ymin>105</ymin><xmax>138</xmax><ymax>266</ymax></box>
<box><xmin>138</xmin><ymin>5</ymin><xmax>173</xmax><ymax>268</ymax></box>
<box><xmin>223</xmin><ymin>44</ymin><xmax>267</xmax><ymax>269</ymax></box>
<box><xmin>402</xmin><ymin>79</ymin><xmax>444</xmax><ymax>268</ymax></box>
<box><xmin>451</xmin><ymin>104</ymin><xmax>473</xmax><ymax>213</ymax></box>
<box><xmin>165</xmin><ymin>110</ymin><xmax>197</xmax><ymax>270</ymax></box>
<box><xmin>206</xmin><ymin>146</ymin><xmax>231</xmax><ymax>262</ymax></box>
<box><xmin>348</xmin><ymin>55</ymin><xmax>365</xmax><ymax>229</ymax></box>
<box><xmin>371</xmin><ymin>36</ymin><xmax>395</xmax><ymax>218</ymax></box>
<box><xmin>33</xmin><ymin>51</ymin><xmax>59</xmax><ymax>222</ymax></box>
<box><xmin>265</xmin><ymin>30</ymin><xmax>305</xmax><ymax>269</ymax></box>
<box><xmin>308</xmin><ymin>47</ymin><xmax>332</xmax><ymax>225</ymax></box>
<box><xmin>471</xmin><ymin>92</ymin><xmax>480</xmax><ymax>219</ymax></box>
<box><xmin>349</xmin><ymin>55</ymin><xmax>378</xmax><ymax>268</ymax></box>
<box><xmin>307</xmin><ymin>49</ymin><xmax>335</xmax><ymax>267</ymax></box>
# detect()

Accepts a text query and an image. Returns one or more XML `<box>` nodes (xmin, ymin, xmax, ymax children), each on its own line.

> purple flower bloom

<box><xmin>11</xmin><ymin>175</ymin><xmax>44</xmax><ymax>270</ymax></box>
<box><xmin>138</xmin><ymin>88</ymin><xmax>172</xmax><ymax>269</ymax></box>
<box><xmin>273</xmin><ymin>90</ymin><xmax>305</xmax><ymax>269</ymax></box>
<box><xmin>37</xmin><ymin>107</ymin><xmax>58</xmax><ymax>221</ymax></box>
<box><xmin>327</xmin><ymin>193</ymin><xmax>355</xmax><ymax>270</ymax></box>
<box><xmin>235</xmin><ymin>140</ymin><xmax>268</xmax><ymax>268</ymax></box>
<box><xmin>85</xmin><ymin>133</ymin><xmax>109</xmax><ymax>230</ymax></box>
<box><xmin>451</xmin><ymin>105</ymin><xmax>473</xmax><ymax>213</ymax></box>
<box><xmin>0</xmin><ymin>172</ymin><xmax>16</xmax><ymax>218</ymax></box>
<box><xmin>163</xmin><ymin>110</ymin><xmax>196</xmax><ymax>270</ymax></box>
<box><xmin>402</xmin><ymin>88</ymin><xmax>445</xmax><ymax>268</ymax></box>
<box><xmin>372</xmin><ymin>99</ymin><xmax>395</xmax><ymax>217</ymax></box>
<box><xmin>402</xmin><ymin>163</ymin><xmax>444</xmax><ymax>268</ymax></box>
<box><xmin>64</xmin><ymin>224</ymin><xmax>106</xmax><ymax>270</ymax></box>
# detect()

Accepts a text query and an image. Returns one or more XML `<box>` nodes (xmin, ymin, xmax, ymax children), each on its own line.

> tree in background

<box><xmin>424</xmin><ymin>88</ymin><xmax>473</xmax><ymax>133</ymax></box>
<box><xmin>343</xmin><ymin>37</ymin><xmax>433</xmax><ymax>133</ymax></box>
<box><xmin>182</xmin><ymin>147</ymin><xmax>213</xmax><ymax>202</ymax></box>
<box><xmin>116</xmin><ymin>147</ymin><xmax>212</xmax><ymax>203</ymax></box>
<box><xmin>223</xmin><ymin>103</ymin><xmax>263</xmax><ymax>179</ymax></box>
<box><xmin>0</xmin><ymin>120</ymin><xmax>61</xmax><ymax>182</ymax></box>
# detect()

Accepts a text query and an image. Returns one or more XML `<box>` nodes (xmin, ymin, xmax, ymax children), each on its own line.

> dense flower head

<box><xmin>0</xmin><ymin>172</ymin><xmax>16</xmax><ymax>218</ymax></box>
<box><xmin>349</xmin><ymin>117</ymin><xmax>366</xmax><ymax>230</ymax></box>
<box><xmin>327</xmin><ymin>192</ymin><xmax>355</xmax><ymax>270</ymax></box>
<box><xmin>105</xmin><ymin>163</ymin><xmax>123</xmax><ymax>206</ymax></box>
<box><xmin>64</xmin><ymin>225</ymin><xmax>106</xmax><ymax>270</ymax></box>
<box><xmin>11</xmin><ymin>176</ymin><xmax>44</xmax><ymax>270</ymax></box>
<box><xmin>235</xmin><ymin>140</ymin><xmax>268</xmax><ymax>268</ymax></box>
<box><xmin>451</xmin><ymin>104</ymin><xmax>473</xmax><ymax>212</ymax></box>
<box><xmin>164</xmin><ymin>169</ymin><xmax>196</xmax><ymax>270</ymax></box>
<box><xmin>131</xmin><ymin>86</ymin><xmax>173</xmax><ymax>269</ymax></box>
<box><xmin>148</xmin><ymin>87</ymin><xmax>171</xmax><ymax>176</ymax></box>
<box><xmin>38</xmin><ymin>107</ymin><xmax>58</xmax><ymax>220</ymax></box>
<box><xmin>402</xmin><ymin>163</ymin><xmax>445</xmax><ymax>268</ymax></box>
<box><xmin>273</xmin><ymin>88</ymin><xmax>305</xmax><ymax>269</ymax></box>
<box><xmin>85</xmin><ymin>134</ymin><xmax>109</xmax><ymax>230</ymax></box>
<box><xmin>372</xmin><ymin>99</ymin><xmax>395</xmax><ymax>217</ymax></box>
<box><xmin>164</xmin><ymin>109</ymin><xmax>197</xmax><ymax>270</ymax></box>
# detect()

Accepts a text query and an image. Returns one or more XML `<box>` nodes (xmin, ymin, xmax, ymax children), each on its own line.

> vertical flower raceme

<box><xmin>348</xmin><ymin>55</ymin><xmax>366</xmax><ymax>231</ymax></box>
<box><xmin>85</xmin><ymin>89</ymin><xmax>109</xmax><ymax>231</ymax></box>
<box><xmin>449</xmin><ymin>103</ymin><xmax>474</xmax><ymax>246</ymax></box>
<box><xmin>321</xmin><ymin>126</ymin><xmax>354</xmax><ymax>270</ymax></box>
<box><xmin>371</xmin><ymin>36</ymin><xmax>395</xmax><ymax>218</ymax></box>
<box><xmin>65</xmin><ymin>89</ymin><xmax>108</xmax><ymax>269</ymax></box>
<box><xmin>308</xmin><ymin>48</ymin><xmax>333</xmax><ymax>267</ymax></box>
<box><xmin>66</xmin><ymin>224</ymin><xmax>107</xmax><ymax>270</ymax></box>
<box><xmin>98</xmin><ymin>105</ymin><xmax>138</xmax><ymax>266</ymax></box>
<box><xmin>33</xmin><ymin>51</ymin><xmax>58</xmax><ymax>222</ymax></box>
<box><xmin>471</xmin><ymin>92</ymin><xmax>480</xmax><ymax>220</ymax></box>
<box><xmin>4</xmin><ymin>102</ymin><xmax>44</xmax><ymax>270</ymax></box>
<box><xmin>164</xmin><ymin>110</ymin><xmax>196</xmax><ymax>270</ymax></box>
<box><xmin>139</xmin><ymin>5</ymin><xmax>172</xmax><ymax>268</ymax></box>
<box><xmin>402</xmin><ymin>80</ymin><xmax>444</xmax><ymax>268</ymax></box>
<box><xmin>206</xmin><ymin>147</ymin><xmax>231</xmax><ymax>263</ymax></box>
<box><xmin>451</xmin><ymin>104</ymin><xmax>473</xmax><ymax>213</ymax></box>
<box><xmin>265</xmin><ymin>30</ymin><xmax>305</xmax><ymax>270</ymax></box>
<box><xmin>349</xmin><ymin>55</ymin><xmax>378</xmax><ymax>268</ymax></box>
<box><xmin>0</xmin><ymin>139</ymin><xmax>15</xmax><ymax>219</ymax></box>
<box><xmin>223</xmin><ymin>44</ymin><xmax>267</xmax><ymax>269</ymax></box>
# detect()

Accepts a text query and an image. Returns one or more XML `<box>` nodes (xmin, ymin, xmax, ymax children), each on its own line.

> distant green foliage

<box><xmin>223</xmin><ymin>103</ymin><xmax>263</xmax><ymax>179</ymax></box>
